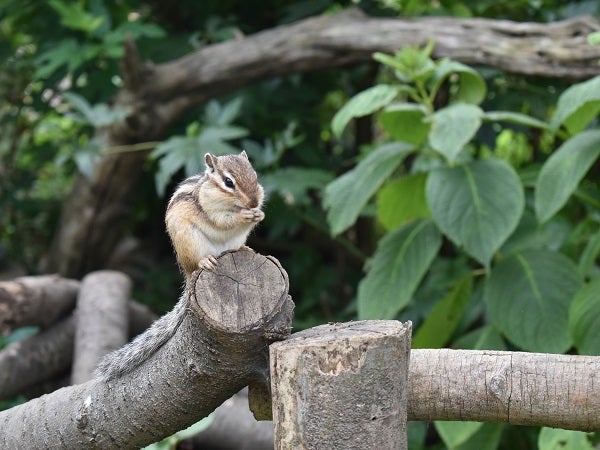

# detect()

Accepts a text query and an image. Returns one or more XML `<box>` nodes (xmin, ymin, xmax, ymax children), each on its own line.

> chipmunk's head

<box><xmin>204</xmin><ymin>151</ymin><xmax>264</xmax><ymax>209</ymax></box>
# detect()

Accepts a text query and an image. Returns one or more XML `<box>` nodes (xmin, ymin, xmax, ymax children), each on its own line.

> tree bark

<box><xmin>271</xmin><ymin>320</ymin><xmax>412</xmax><ymax>450</ymax></box>
<box><xmin>71</xmin><ymin>271</ymin><xmax>132</xmax><ymax>384</ymax></box>
<box><xmin>0</xmin><ymin>251</ymin><xmax>293</xmax><ymax>449</ymax></box>
<box><xmin>0</xmin><ymin>275</ymin><xmax>79</xmax><ymax>335</ymax></box>
<box><xmin>407</xmin><ymin>349</ymin><xmax>599</xmax><ymax>432</ymax></box>
<box><xmin>44</xmin><ymin>8</ymin><xmax>600</xmax><ymax>277</ymax></box>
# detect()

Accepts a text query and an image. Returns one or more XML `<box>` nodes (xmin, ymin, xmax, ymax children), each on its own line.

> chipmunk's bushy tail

<box><xmin>95</xmin><ymin>293</ymin><xmax>187</xmax><ymax>381</ymax></box>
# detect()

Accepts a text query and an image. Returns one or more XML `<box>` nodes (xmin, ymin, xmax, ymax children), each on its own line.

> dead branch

<box><xmin>0</xmin><ymin>275</ymin><xmax>79</xmax><ymax>335</ymax></box>
<box><xmin>0</xmin><ymin>316</ymin><xmax>74</xmax><ymax>400</ymax></box>
<box><xmin>71</xmin><ymin>271</ymin><xmax>132</xmax><ymax>384</ymax></box>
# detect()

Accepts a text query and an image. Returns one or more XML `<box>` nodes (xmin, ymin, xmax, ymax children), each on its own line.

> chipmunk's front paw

<box><xmin>241</xmin><ymin>208</ymin><xmax>265</xmax><ymax>223</ymax></box>
<box><xmin>198</xmin><ymin>255</ymin><xmax>218</xmax><ymax>271</ymax></box>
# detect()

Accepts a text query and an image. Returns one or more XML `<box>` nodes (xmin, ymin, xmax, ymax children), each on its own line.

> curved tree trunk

<box><xmin>45</xmin><ymin>8</ymin><xmax>600</xmax><ymax>277</ymax></box>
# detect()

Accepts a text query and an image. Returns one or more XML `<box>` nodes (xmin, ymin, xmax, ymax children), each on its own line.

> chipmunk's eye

<box><xmin>223</xmin><ymin>177</ymin><xmax>235</xmax><ymax>189</ymax></box>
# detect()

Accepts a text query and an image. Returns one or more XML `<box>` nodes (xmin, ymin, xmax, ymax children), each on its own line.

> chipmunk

<box><xmin>96</xmin><ymin>151</ymin><xmax>265</xmax><ymax>381</ymax></box>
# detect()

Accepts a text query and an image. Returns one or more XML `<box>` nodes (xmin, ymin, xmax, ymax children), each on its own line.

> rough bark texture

<box><xmin>71</xmin><ymin>271</ymin><xmax>132</xmax><ymax>384</ymax></box>
<box><xmin>0</xmin><ymin>275</ymin><xmax>79</xmax><ymax>335</ymax></box>
<box><xmin>271</xmin><ymin>320</ymin><xmax>412</xmax><ymax>450</ymax></box>
<box><xmin>407</xmin><ymin>349</ymin><xmax>599</xmax><ymax>432</ymax></box>
<box><xmin>0</xmin><ymin>316</ymin><xmax>74</xmax><ymax>401</ymax></box>
<box><xmin>45</xmin><ymin>8</ymin><xmax>600</xmax><ymax>277</ymax></box>
<box><xmin>0</xmin><ymin>251</ymin><xmax>293</xmax><ymax>449</ymax></box>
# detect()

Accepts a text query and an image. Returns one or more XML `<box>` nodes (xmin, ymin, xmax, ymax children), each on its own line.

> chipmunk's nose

<box><xmin>248</xmin><ymin>195</ymin><xmax>259</xmax><ymax>208</ymax></box>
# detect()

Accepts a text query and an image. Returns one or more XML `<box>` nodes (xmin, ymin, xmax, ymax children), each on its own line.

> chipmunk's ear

<box><xmin>205</xmin><ymin>153</ymin><xmax>216</xmax><ymax>170</ymax></box>
<box><xmin>240</xmin><ymin>150</ymin><xmax>249</xmax><ymax>160</ymax></box>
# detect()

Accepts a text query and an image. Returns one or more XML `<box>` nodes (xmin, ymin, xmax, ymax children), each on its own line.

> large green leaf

<box><xmin>412</xmin><ymin>275</ymin><xmax>473</xmax><ymax>348</ymax></box>
<box><xmin>324</xmin><ymin>142</ymin><xmax>414</xmax><ymax>235</ymax></box>
<box><xmin>426</xmin><ymin>158</ymin><xmax>524</xmax><ymax>268</ymax></box>
<box><xmin>357</xmin><ymin>219</ymin><xmax>441</xmax><ymax>319</ymax></box>
<box><xmin>431</xmin><ymin>60</ymin><xmax>487</xmax><ymax>105</ymax></box>
<box><xmin>435</xmin><ymin>422</ymin><xmax>503</xmax><ymax>450</ymax></box>
<box><xmin>452</xmin><ymin>325</ymin><xmax>506</xmax><ymax>351</ymax></box>
<box><xmin>535</xmin><ymin>130</ymin><xmax>600</xmax><ymax>223</ymax></box>
<box><xmin>376</xmin><ymin>173</ymin><xmax>430</xmax><ymax>230</ymax></box>
<box><xmin>569</xmin><ymin>277</ymin><xmax>600</xmax><ymax>355</ymax></box>
<box><xmin>484</xmin><ymin>250</ymin><xmax>582</xmax><ymax>353</ymax></box>
<box><xmin>331</xmin><ymin>84</ymin><xmax>400</xmax><ymax>138</ymax></box>
<box><xmin>379</xmin><ymin>103</ymin><xmax>430</xmax><ymax>145</ymax></box>
<box><xmin>550</xmin><ymin>75</ymin><xmax>600</xmax><ymax>134</ymax></box>
<box><xmin>429</xmin><ymin>103</ymin><xmax>483</xmax><ymax>163</ymax></box>
<box><xmin>538</xmin><ymin>427</ymin><xmax>594</xmax><ymax>450</ymax></box>
<box><xmin>435</xmin><ymin>422</ymin><xmax>483</xmax><ymax>449</ymax></box>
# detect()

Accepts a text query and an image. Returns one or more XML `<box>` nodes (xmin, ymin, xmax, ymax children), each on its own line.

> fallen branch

<box><xmin>0</xmin><ymin>316</ymin><xmax>74</xmax><ymax>400</ymax></box>
<box><xmin>0</xmin><ymin>275</ymin><xmax>79</xmax><ymax>335</ymax></box>
<box><xmin>71</xmin><ymin>271</ymin><xmax>132</xmax><ymax>384</ymax></box>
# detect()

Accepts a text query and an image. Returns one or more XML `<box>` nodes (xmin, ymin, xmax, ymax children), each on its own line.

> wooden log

<box><xmin>271</xmin><ymin>320</ymin><xmax>412</xmax><ymax>450</ymax></box>
<box><xmin>71</xmin><ymin>271</ymin><xmax>132</xmax><ymax>384</ymax></box>
<box><xmin>0</xmin><ymin>316</ymin><xmax>74</xmax><ymax>401</ymax></box>
<box><xmin>408</xmin><ymin>349</ymin><xmax>600</xmax><ymax>432</ymax></box>
<box><xmin>0</xmin><ymin>275</ymin><xmax>79</xmax><ymax>335</ymax></box>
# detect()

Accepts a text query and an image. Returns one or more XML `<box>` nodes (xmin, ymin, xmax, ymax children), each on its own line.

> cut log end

<box><xmin>191</xmin><ymin>250</ymin><xmax>292</xmax><ymax>334</ymax></box>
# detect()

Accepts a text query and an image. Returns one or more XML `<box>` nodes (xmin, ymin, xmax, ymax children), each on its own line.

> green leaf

<box><xmin>262</xmin><ymin>167</ymin><xmax>333</xmax><ymax>206</ymax></box>
<box><xmin>429</xmin><ymin>103</ymin><xmax>483</xmax><ymax>163</ymax></box>
<box><xmin>413</xmin><ymin>275</ymin><xmax>473</xmax><ymax>348</ymax></box>
<box><xmin>426</xmin><ymin>158</ymin><xmax>524</xmax><ymax>267</ymax></box>
<box><xmin>435</xmin><ymin>422</ymin><xmax>503</xmax><ymax>450</ymax></box>
<box><xmin>324</xmin><ymin>142</ymin><xmax>414</xmax><ymax>235</ymax></box>
<box><xmin>550</xmin><ymin>75</ymin><xmax>600</xmax><ymax>134</ymax></box>
<box><xmin>535</xmin><ymin>130</ymin><xmax>600</xmax><ymax>223</ymax></box>
<box><xmin>331</xmin><ymin>84</ymin><xmax>400</xmax><ymax>138</ymax></box>
<box><xmin>569</xmin><ymin>277</ymin><xmax>600</xmax><ymax>355</ymax></box>
<box><xmin>538</xmin><ymin>427</ymin><xmax>593</xmax><ymax>450</ymax></box>
<box><xmin>378</xmin><ymin>103</ymin><xmax>430</xmax><ymax>145</ymax></box>
<box><xmin>35</xmin><ymin>39</ymin><xmax>78</xmax><ymax>78</ymax></box>
<box><xmin>376</xmin><ymin>173</ymin><xmax>430</xmax><ymax>230</ymax></box>
<box><xmin>151</xmin><ymin>136</ymin><xmax>199</xmax><ymax>196</ymax></box>
<box><xmin>578</xmin><ymin>228</ymin><xmax>600</xmax><ymax>277</ymax></box>
<box><xmin>484</xmin><ymin>250</ymin><xmax>582</xmax><ymax>353</ymax></box>
<box><xmin>501</xmin><ymin>210</ymin><xmax>570</xmax><ymax>256</ymax></box>
<box><xmin>435</xmin><ymin>422</ymin><xmax>483</xmax><ymax>449</ymax></box>
<box><xmin>48</xmin><ymin>0</ymin><xmax>104</xmax><ymax>34</ymax></box>
<box><xmin>204</xmin><ymin>98</ymin><xmax>244</xmax><ymax>126</ymax></box>
<box><xmin>483</xmin><ymin>111</ymin><xmax>550</xmax><ymax>130</ymax></box>
<box><xmin>431</xmin><ymin>60</ymin><xmax>487</xmax><ymax>105</ymax></box>
<box><xmin>198</xmin><ymin>125</ymin><xmax>248</xmax><ymax>143</ymax></box>
<box><xmin>452</xmin><ymin>325</ymin><xmax>507</xmax><ymax>351</ymax></box>
<box><xmin>357</xmin><ymin>219</ymin><xmax>442</xmax><ymax>319</ymax></box>
<box><xmin>63</xmin><ymin>92</ymin><xmax>127</xmax><ymax>128</ymax></box>
<box><xmin>74</xmin><ymin>140</ymin><xmax>103</xmax><ymax>179</ymax></box>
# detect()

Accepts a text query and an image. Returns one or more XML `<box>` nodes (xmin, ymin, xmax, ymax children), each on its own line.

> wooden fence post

<box><xmin>270</xmin><ymin>320</ymin><xmax>411</xmax><ymax>450</ymax></box>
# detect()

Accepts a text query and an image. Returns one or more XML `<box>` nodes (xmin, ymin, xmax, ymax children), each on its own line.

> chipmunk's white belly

<box><xmin>199</xmin><ymin>223</ymin><xmax>252</xmax><ymax>256</ymax></box>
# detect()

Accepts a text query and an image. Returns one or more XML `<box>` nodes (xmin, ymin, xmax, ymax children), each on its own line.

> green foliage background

<box><xmin>1</xmin><ymin>0</ymin><xmax>599</xmax><ymax>448</ymax></box>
